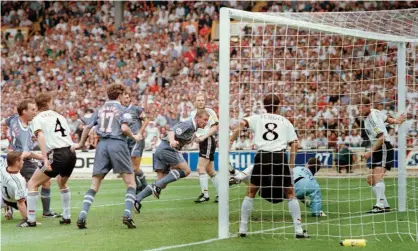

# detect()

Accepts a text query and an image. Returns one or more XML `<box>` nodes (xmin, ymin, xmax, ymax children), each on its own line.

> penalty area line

<box><xmin>142</xmin><ymin>238</ymin><xmax>222</xmax><ymax>251</ymax></box>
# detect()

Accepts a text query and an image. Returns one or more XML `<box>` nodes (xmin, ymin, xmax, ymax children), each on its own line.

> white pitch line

<box><xmin>141</xmin><ymin>211</ymin><xmax>398</xmax><ymax>251</ymax></box>
<box><xmin>50</xmin><ymin>197</ymin><xmax>197</xmax><ymax>210</ymax></box>
<box><xmin>141</xmin><ymin>238</ymin><xmax>221</xmax><ymax>251</ymax></box>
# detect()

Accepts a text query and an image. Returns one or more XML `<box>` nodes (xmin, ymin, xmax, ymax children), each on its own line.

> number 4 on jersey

<box><xmin>55</xmin><ymin>118</ymin><xmax>67</xmax><ymax>137</ymax></box>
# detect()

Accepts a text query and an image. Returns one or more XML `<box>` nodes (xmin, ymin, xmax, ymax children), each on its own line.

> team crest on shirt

<box><xmin>176</xmin><ymin>128</ymin><xmax>183</xmax><ymax>135</ymax></box>
<box><xmin>123</xmin><ymin>113</ymin><xmax>133</xmax><ymax>120</ymax></box>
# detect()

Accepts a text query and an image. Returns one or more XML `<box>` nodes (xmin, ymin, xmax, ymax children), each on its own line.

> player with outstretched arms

<box><xmin>121</xmin><ymin>92</ymin><xmax>150</xmax><ymax>194</ymax></box>
<box><xmin>192</xmin><ymin>92</ymin><xmax>220</xmax><ymax>203</ymax></box>
<box><xmin>229</xmin><ymin>94</ymin><xmax>308</xmax><ymax>238</ymax></box>
<box><xmin>1</xmin><ymin>99</ymin><xmax>59</xmax><ymax>220</ymax></box>
<box><xmin>74</xmin><ymin>84</ymin><xmax>142</xmax><ymax>229</ymax></box>
<box><xmin>1</xmin><ymin>151</ymin><xmax>30</xmax><ymax>227</ymax></box>
<box><xmin>26</xmin><ymin>93</ymin><xmax>77</xmax><ymax>227</ymax></box>
<box><xmin>360</xmin><ymin>98</ymin><xmax>406</xmax><ymax>213</ymax></box>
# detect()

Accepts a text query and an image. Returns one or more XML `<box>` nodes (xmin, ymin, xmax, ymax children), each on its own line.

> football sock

<box><xmin>138</xmin><ymin>170</ymin><xmax>148</xmax><ymax>190</ymax></box>
<box><xmin>40</xmin><ymin>188</ymin><xmax>51</xmax><ymax>214</ymax></box>
<box><xmin>79</xmin><ymin>189</ymin><xmax>96</xmax><ymax>220</ymax></box>
<box><xmin>374</xmin><ymin>181</ymin><xmax>386</xmax><ymax>208</ymax></box>
<box><xmin>136</xmin><ymin>185</ymin><xmax>152</xmax><ymax>202</ymax></box>
<box><xmin>155</xmin><ymin>169</ymin><xmax>186</xmax><ymax>188</ymax></box>
<box><xmin>210</xmin><ymin>173</ymin><xmax>219</xmax><ymax>195</ymax></box>
<box><xmin>134</xmin><ymin>171</ymin><xmax>142</xmax><ymax>191</ymax></box>
<box><xmin>60</xmin><ymin>188</ymin><xmax>71</xmax><ymax>219</ymax></box>
<box><xmin>288</xmin><ymin>198</ymin><xmax>303</xmax><ymax>233</ymax></box>
<box><xmin>123</xmin><ymin>187</ymin><xmax>136</xmax><ymax>218</ymax></box>
<box><xmin>27</xmin><ymin>191</ymin><xmax>39</xmax><ymax>222</ymax></box>
<box><xmin>239</xmin><ymin>196</ymin><xmax>254</xmax><ymax>234</ymax></box>
<box><xmin>199</xmin><ymin>173</ymin><xmax>209</xmax><ymax>197</ymax></box>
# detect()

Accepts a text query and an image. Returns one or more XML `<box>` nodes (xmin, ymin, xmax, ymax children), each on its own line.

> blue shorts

<box><xmin>93</xmin><ymin>139</ymin><xmax>133</xmax><ymax>176</ymax></box>
<box><xmin>153</xmin><ymin>141</ymin><xmax>186</xmax><ymax>174</ymax></box>
<box><xmin>127</xmin><ymin>139</ymin><xmax>145</xmax><ymax>157</ymax></box>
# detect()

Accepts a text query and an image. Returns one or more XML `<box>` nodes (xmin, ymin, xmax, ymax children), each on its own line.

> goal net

<box><xmin>218</xmin><ymin>8</ymin><xmax>418</xmax><ymax>241</ymax></box>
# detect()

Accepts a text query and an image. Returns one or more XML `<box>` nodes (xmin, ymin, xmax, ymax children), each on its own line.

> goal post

<box><xmin>397</xmin><ymin>42</ymin><xmax>407</xmax><ymax>212</ymax></box>
<box><xmin>218</xmin><ymin>7</ymin><xmax>417</xmax><ymax>240</ymax></box>
<box><xmin>218</xmin><ymin>7</ymin><xmax>231</xmax><ymax>240</ymax></box>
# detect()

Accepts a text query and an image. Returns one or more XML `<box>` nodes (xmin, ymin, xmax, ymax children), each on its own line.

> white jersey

<box><xmin>32</xmin><ymin>110</ymin><xmax>73</xmax><ymax>151</ymax></box>
<box><xmin>190</xmin><ymin>108</ymin><xmax>219</xmax><ymax>137</ymax></box>
<box><xmin>0</xmin><ymin>166</ymin><xmax>27</xmax><ymax>203</ymax></box>
<box><xmin>245</xmin><ymin>113</ymin><xmax>297</xmax><ymax>152</ymax></box>
<box><xmin>364</xmin><ymin>109</ymin><xmax>390</xmax><ymax>145</ymax></box>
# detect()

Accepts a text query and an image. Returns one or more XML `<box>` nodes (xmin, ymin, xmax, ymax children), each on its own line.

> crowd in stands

<box><xmin>1</xmin><ymin>1</ymin><xmax>418</xmax><ymax>152</ymax></box>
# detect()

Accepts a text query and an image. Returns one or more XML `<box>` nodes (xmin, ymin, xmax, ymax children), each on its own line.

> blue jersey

<box><xmin>5</xmin><ymin>114</ymin><xmax>34</xmax><ymax>152</ymax></box>
<box><xmin>124</xmin><ymin>104</ymin><xmax>145</xmax><ymax>134</ymax></box>
<box><xmin>88</xmin><ymin>101</ymin><xmax>132</xmax><ymax>141</ymax></box>
<box><xmin>293</xmin><ymin>165</ymin><xmax>315</xmax><ymax>181</ymax></box>
<box><xmin>80</xmin><ymin>112</ymin><xmax>96</xmax><ymax>127</ymax></box>
<box><xmin>163</xmin><ymin>119</ymin><xmax>196</xmax><ymax>151</ymax></box>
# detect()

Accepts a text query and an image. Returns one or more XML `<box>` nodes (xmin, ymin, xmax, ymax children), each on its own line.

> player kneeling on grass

<box><xmin>133</xmin><ymin>109</ymin><xmax>209</xmax><ymax>214</ymax></box>
<box><xmin>293</xmin><ymin>158</ymin><xmax>326</xmax><ymax>217</ymax></box>
<box><xmin>229</xmin><ymin>94</ymin><xmax>308</xmax><ymax>238</ymax></box>
<box><xmin>1</xmin><ymin>151</ymin><xmax>31</xmax><ymax>227</ymax></box>
<box><xmin>230</xmin><ymin>157</ymin><xmax>326</xmax><ymax>217</ymax></box>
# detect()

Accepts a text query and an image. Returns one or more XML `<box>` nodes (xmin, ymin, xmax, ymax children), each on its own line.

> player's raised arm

<box><xmin>199</xmin><ymin>110</ymin><xmax>219</xmax><ymax>142</ymax></box>
<box><xmin>386</xmin><ymin>114</ymin><xmax>406</xmax><ymax>125</ymax></box>
<box><xmin>23</xmin><ymin>151</ymin><xmax>43</xmax><ymax>161</ymax></box>
<box><xmin>137</xmin><ymin>109</ymin><xmax>150</xmax><ymax>140</ymax></box>
<box><xmin>74</xmin><ymin>112</ymin><xmax>98</xmax><ymax>150</ymax></box>
<box><xmin>229</xmin><ymin>119</ymin><xmax>249</xmax><ymax>147</ymax></box>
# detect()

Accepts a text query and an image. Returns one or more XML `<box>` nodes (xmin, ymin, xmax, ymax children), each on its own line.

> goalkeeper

<box><xmin>230</xmin><ymin>157</ymin><xmax>325</xmax><ymax>217</ymax></box>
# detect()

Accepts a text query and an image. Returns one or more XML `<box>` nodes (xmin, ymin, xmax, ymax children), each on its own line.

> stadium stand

<box><xmin>1</xmin><ymin>1</ymin><xmax>417</xmax><ymax>153</ymax></box>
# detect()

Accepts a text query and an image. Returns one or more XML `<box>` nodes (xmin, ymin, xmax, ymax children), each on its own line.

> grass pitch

<box><xmin>1</xmin><ymin>178</ymin><xmax>417</xmax><ymax>251</ymax></box>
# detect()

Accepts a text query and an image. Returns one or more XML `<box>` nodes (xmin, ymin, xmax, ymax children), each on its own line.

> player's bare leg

<box><xmin>77</xmin><ymin>175</ymin><xmax>104</xmax><ymax>229</ymax></box>
<box><xmin>206</xmin><ymin>161</ymin><xmax>219</xmax><ymax>203</ymax></box>
<box><xmin>56</xmin><ymin>175</ymin><xmax>71</xmax><ymax>225</ymax></box>
<box><xmin>239</xmin><ymin>183</ymin><xmax>259</xmax><ymax>237</ymax></box>
<box><xmin>120</xmin><ymin>173</ymin><xmax>137</xmax><ymax>228</ymax></box>
<box><xmin>367</xmin><ymin>167</ymin><xmax>390</xmax><ymax>213</ymax></box>
<box><xmin>26</xmin><ymin>168</ymin><xmax>52</xmax><ymax>226</ymax></box>
<box><xmin>285</xmin><ymin>186</ymin><xmax>308</xmax><ymax>238</ymax></box>
<box><xmin>195</xmin><ymin>157</ymin><xmax>210</xmax><ymax>203</ymax></box>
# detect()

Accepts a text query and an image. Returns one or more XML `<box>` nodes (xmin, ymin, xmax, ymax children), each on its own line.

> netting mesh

<box><xmin>225</xmin><ymin>9</ymin><xmax>418</xmax><ymax>241</ymax></box>
<box><xmin>266</xmin><ymin>9</ymin><xmax>418</xmax><ymax>40</ymax></box>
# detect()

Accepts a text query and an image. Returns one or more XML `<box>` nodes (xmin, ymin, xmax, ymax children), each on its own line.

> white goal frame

<box><xmin>218</xmin><ymin>7</ymin><xmax>416</xmax><ymax>239</ymax></box>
